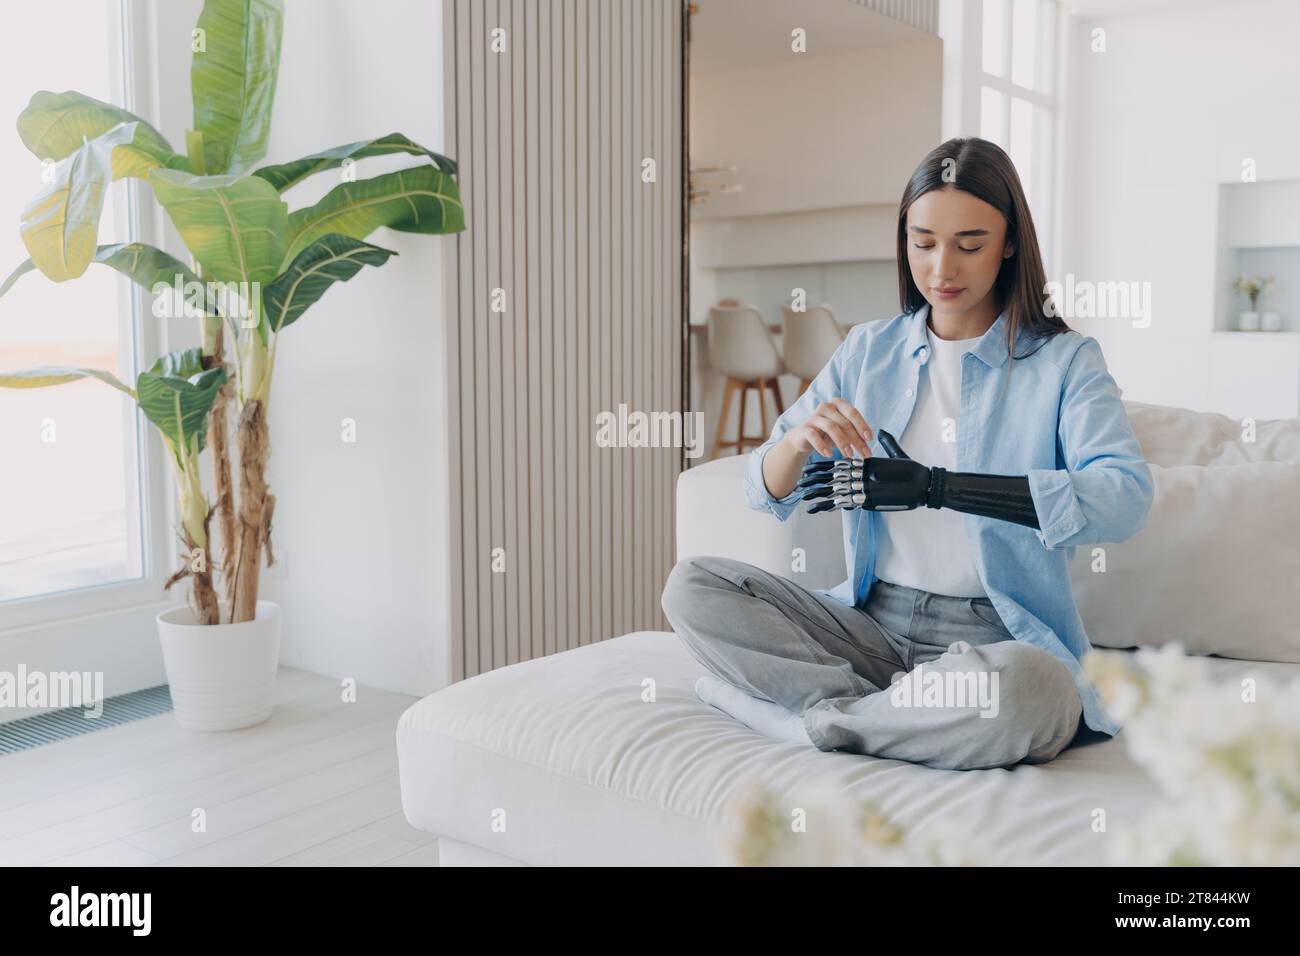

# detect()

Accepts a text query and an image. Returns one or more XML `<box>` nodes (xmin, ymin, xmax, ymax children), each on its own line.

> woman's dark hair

<box><xmin>896</xmin><ymin>137</ymin><xmax>1068</xmax><ymax>366</ymax></box>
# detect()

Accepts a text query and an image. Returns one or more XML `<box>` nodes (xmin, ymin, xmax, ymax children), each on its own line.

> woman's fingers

<box><xmin>808</xmin><ymin>410</ymin><xmax>866</xmax><ymax>459</ymax></box>
<box><xmin>791</xmin><ymin>400</ymin><xmax>874</xmax><ymax>460</ymax></box>
<box><xmin>822</xmin><ymin>406</ymin><xmax>870</xmax><ymax>458</ymax></box>
<box><xmin>804</xmin><ymin>426</ymin><xmax>834</xmax><ymax>458</ymax></box>
<box><xmin>830</xmin><ymin>398</ymin><xmax>873</xmax><ymax>447</ymax></box>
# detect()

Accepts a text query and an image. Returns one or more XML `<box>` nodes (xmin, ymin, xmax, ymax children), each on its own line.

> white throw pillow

<box><xmin>1124</xmin><ymin>400</ymin><xmax>1300</xmax><ymax>467</ymax></box>
<box><xmin>1069</xmin><ymin>460</ymin><xmax>1300</xmax><ymax>663</ymax></box>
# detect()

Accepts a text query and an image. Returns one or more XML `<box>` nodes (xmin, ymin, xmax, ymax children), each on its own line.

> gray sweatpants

<box><xmin>661</xmin><ymin>555</ymin><xmax>1083</xmax><ymax>770</ymax></box>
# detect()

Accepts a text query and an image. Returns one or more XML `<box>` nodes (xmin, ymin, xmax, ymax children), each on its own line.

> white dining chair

<box><xmin>705</xmin><ymin>303</ymin><xmax>786</xmax><ymax>459</ymax></box>
<box><xmin>781</xmin><ymin>304</ymin><xmax>846</xmax><ymax>396</ymax></box>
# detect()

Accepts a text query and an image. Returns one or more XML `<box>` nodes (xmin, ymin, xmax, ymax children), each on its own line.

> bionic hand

<box><xmin>797</xmin><ymin>429</ymin><xmax>1041</xmax><ymax>530</ymax></box>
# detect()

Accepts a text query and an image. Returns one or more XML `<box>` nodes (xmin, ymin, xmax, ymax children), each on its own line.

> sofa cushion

<box><xmin>1071</xmin><ymin>460</ymin><xmax>1300</xmax><ymax>663</ymax></box>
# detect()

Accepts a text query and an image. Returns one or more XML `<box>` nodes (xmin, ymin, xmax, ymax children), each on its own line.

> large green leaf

<box><xmin>0</xmin><ymin>244</ymin><xmax>217</xmax><ymax>314</ymax></box>
<box><xmin>148</xmin><ymin>169</ymin><xmax>287</xmax><ymax>286</ymax></box>
<box><xmin>0</xmin><ymin>366</ymin><xmax>135</xmax><ymax>398</ymax></box>
<box><xmin>251</xmin><ymin>133</ymin><xmax>457</xmax><ymax>192</ymax></box>
<box><xmin>98</xmin><ymin>125</ymin><xmax>194</xmax><ymax>180</ymax></box>
<box><xmin>264</xmin><ymin>234</ymin><xmax>396</xmax><ymax>332</ymax></box>
<box><xmin>95</xmin><ymin>242</ymin><xmax>231</xmax><ymax>318</ymax></box>
<box><xmin>19</xmin><ymin>119</ymin><xmax>194</xmax><ymax>282</ymax></box>
<box><xmin>136</xmin><ymin>349</ymin><xmax>228</xmax><ymax>458</ymax></box>
<box><xmin>20</xmin><ymin>123</ymin><xmax>132</xmax><ymax>281</ymax></box>
<box><xmin>281</xmin><ymin>165</ymin><xmax>465</xmax><ymax>268</ymax></box>
<box><xmin>17</xmin><ymin>90</ymin><xmax>185</xmax><ymax>169</ymax></box>
<box><xmin>148</xmin><ymin>348</ymin><xmax>209</xmax><ymax>379</ymax></box>
<box><xmin>92</xmin><ymin>242</ymin><xmax>204</xmax><ymax>296</ymax></box>
<box><xmin>191</xmin><ymin>0</ymin><xmax>284</xmax><ymax>175</ymax></box>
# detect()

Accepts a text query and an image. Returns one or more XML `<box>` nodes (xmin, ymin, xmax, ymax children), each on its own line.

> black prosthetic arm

<box><xmin>798</xmin><ymin>429</ymin><xmax>1042</xmax><ymax>530</ymax></box>
<box><xmin>928</xmin><ymin>471</ymin><xmax>1040</xmax><ymax>529</ymax></box>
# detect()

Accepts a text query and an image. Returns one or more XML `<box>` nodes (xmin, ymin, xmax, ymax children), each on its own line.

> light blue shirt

<box><xmin>745</xmin><ymin>303</ymin><xmax>1154</xmax><ymax>736</ymax></box>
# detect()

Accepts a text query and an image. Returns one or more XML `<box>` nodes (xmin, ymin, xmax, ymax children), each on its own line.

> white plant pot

<box><xmin>156</xmin><ymin>600</ymin><xmax>281</xmax><ymax>731</ymax></box>
<box><xmin>1237</xmin><ymin>310</ymin><xmax>1261</xmax><ymax>331</ymax></box>
<box><xmin>1261</xmin><ymin>310</ymin><xmax>1282</xmax><ymax>332</ymax></box>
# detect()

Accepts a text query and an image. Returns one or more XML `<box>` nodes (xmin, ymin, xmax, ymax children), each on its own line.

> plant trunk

<box><xmin>165</xmin><ymin>514</ymin><xmax>220</xmax><ymax>626</ymax></box>
<box><xmin>200</xmin><ymin>290</ymin><xmax>238</xmax><ymax>619</ymax></box>
<box><xmin>207</xmin><ymin>375</ymin><xmax>238</xmax><ymax>602</ymax></box>
<box><xmin>187</xmin><ymin>532</ymin><xmax>222</xmax><ymax>626</ymax></box>
<box><xmin>230</xmin><ymin>398</ymin><xmax>270</xmax><ymax>623</ymax></box>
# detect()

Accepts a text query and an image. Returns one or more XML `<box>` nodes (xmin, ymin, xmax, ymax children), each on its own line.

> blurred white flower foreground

<box><xmin>717</xmin><ymin>779</ymin><xmax>991</xmax><ymax>867</ymax></box>
<box><xmin>1084</xmin><ymin>642</ymin><xmax>1300</xmax><ymax>866</ymax></box>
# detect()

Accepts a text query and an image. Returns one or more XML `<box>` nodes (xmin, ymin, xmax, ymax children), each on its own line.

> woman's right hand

<box><xmin>783</xmin><ymin>398</ymin><xmax>874</xmax><ymax>460</ymax></box>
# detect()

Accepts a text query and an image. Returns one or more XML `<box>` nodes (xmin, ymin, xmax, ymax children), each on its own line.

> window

<box><xmin>976</xmin><ymin>0</ymin><xmax>1060</xmax><ymax>263</ymax></box>
<box><xmin>0</xmin><ymin>1</ymin><xmax>165</xmax><ymax>614</ymax></box>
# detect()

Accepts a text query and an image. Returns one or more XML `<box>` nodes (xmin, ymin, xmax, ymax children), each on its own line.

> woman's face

<box><xmin>905</xmin><ymin>185</ymin><xmax>1014</xmax><ymax>323</ymax></box>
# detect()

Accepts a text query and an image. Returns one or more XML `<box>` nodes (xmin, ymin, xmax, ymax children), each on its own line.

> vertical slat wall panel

<box><xmin>614</xmin><ymin>0</ymin><xmax>626</xmax><ymax>640</ymax></box>
<box><xmin>655</xmin><ymin>0</ymin><xmax>666</xmax><ymax>650</ymax></box>
<box><xmin>670</xmin><ymin>0</ymin><xmax>683</xmax><ymax>609</ymax></box>
<box><xmin>668</xmin><ymin>0</ymin><xmax>683</xmax><ymax>633</ymax></box>
<box><xmin>445</xmin><ymin>0</ymin><xmax>684</xmax><ymax>680</ymax></box>
<box><xmin>500</xmin><ymin>0</ymin><xmax>517</xmax><ymax>667</ymax></box>
<box><xmin>445</xmin><ymin>0</ymin><xmax>460</xmax><ymax>681</ymax></box>
<box><xmin>630</xmin><ymin>0</ymin><xmax>642</xmax><ymax>636</ymax></box>
<box><xmin>510</xmin><ymin>0</ymin><xmax>528</xmax><ymax>664</ymax></box>
<box><xmin>490</xmin><ymin>0</ymin><xmax>504</xmax><ymax>667</ymax></box>
<box><xmin>525</xmin><ymin>0</ymin><xmax>542</xmax><ymax>662</ymax></box>
<box><xmin>573</xmin><ymin>0</ymin><xmax>587</xmax><ymax>656</ymax></box>
<box><xmin>540</xmin><ymin>0</ymin><xmax>557</xmax><ymax>661</ymax></box>
<box><xmin>581</xmin><ymin>0</ymin><xmax>594</xmax><ymax>650</ymax></box>
<box><xmin>594</xmin><ymin>0</ymin><xmax>606</xmax><ymax>648</ymax></box>
<box><xmin>560</xmin><ymin>0</ymin><xmax>575</xmax><ymax>659</ymax></box>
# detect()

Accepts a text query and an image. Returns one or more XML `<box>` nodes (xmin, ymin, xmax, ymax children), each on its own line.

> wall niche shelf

<box><xmin>1214</xmin><ymin>180</ymin><xmax>1300</xmax><ymax>335</ymax></box>
<box><xmin>1210</xmin><ymin>180</ymin><xmax>1300</xmax><ymax>418</ymax></box>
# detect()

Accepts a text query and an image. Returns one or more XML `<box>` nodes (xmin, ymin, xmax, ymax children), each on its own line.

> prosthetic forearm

<box><xmin>798</xmin><ymin>429</ymin><xmax>1041</xmax><ymax>530</ymax></box>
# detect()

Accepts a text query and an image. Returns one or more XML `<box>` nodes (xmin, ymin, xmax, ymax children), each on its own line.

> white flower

<box><xmin>717</xmin><ymin>777</ymin><xmax>992</xmax><ymax>866</ymax></box>
<box><xmin>1098</xmin><ymin>645</ymin><xmax>1300</xmax><ymax>866</ymax></box>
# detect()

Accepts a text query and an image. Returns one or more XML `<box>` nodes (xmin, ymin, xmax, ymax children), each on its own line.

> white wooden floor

<box><xmin>0</xmin><ymin>668</ymin><xmax>441</xmax><ymax>866</ymax></box>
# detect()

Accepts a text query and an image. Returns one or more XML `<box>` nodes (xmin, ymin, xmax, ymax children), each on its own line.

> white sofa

<box><xmin>396</xmin><ymin>400</ymin><xmax>1300</xmax><ymax>866</ymax></box>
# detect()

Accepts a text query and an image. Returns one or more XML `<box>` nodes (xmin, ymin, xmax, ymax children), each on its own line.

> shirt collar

<box><xmin>906</xmin><ymin>301</ymin><xmax>1017</xmax><ymax>369</ymax></box>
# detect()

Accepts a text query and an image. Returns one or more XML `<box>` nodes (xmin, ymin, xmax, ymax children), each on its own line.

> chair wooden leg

<box><xmin>769</xmin><ymin>378</ymin><xmax>786</xmax><ymax>414</ymax></box>
<box><xmin>798</xmin><ymin>378</ymin><xmax>811</xmax><ymax>396</ymax></box>
<box><xmin>735</xmin><ymin>381</ymin><xmax>750</xmax><ymax>457</ymax></box>
<box><xmin>757</xmin><ymin>377</ymin><xmax>771</xmax><ymax>437</ymax></box>
<box><xmin>711</xmin><ymin>377</ymin><xmax>738</xmax><ymax>460</ymax></box>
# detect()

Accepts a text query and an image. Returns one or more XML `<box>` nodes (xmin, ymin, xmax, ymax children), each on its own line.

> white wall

<box><xmin>1060</xmin><ymin>0</ymin><xmax>1300</xmax><ymax>417</ymax></box>
<box><xmin>691</xmin><ymin>41</ymin><xmax>941</xmax><ymax>219</ymax></box>
<box><xmin>155</xmin><ymin>0</ymin><xmax>452</xmax><ymax>697</ymax></box>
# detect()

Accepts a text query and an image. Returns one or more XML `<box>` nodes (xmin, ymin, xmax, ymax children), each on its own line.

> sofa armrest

<box><xmin>675</xmin><ymin>455</ymin><xmax>846</xmax><ymax>590</ymax></box>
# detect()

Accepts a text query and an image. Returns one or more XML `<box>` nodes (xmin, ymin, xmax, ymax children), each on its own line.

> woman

<box><xmin>661</xmin><ymin>138</ymin><xmax>1154</xmax><ymax>771</ymax></box>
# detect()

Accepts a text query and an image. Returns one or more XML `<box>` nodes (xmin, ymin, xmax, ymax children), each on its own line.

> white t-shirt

<box><xmin>872</xmin><ymin>322</ymin><xmax>988</xmax><ymax>598</ymax></box>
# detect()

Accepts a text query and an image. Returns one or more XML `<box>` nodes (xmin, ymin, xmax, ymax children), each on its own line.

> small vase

<box><xmin>1261</xmin><ymin>311</ymin><xmax>1282</xmax><ymax>332</ymax></box>
<box><xmin>1237</xmin><ymin>310</ymin><xmax>1260</xmax><ymax>331</ymax></box>
<box><xmin>157</xmin><ymin>600</ymin><xmax>281</xmax><ymax>731</ymax></box>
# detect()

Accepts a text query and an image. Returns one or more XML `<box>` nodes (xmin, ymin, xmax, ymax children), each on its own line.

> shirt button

<box><xmin>905</xmin><ymin>388</ymin><xmax>914</xmax><ymax>397</ymax></box>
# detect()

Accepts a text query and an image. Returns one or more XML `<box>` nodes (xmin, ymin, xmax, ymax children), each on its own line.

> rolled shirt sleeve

<box><xmin>1027</xmin><ymin>336</ymin><xmax>1155</xmax><ymax>550</ymax></box>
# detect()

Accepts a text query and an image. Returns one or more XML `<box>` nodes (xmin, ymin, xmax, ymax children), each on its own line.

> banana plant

<box><xmin>0</xmin><ymin>0</ymin><xmax>465</xmax><ymax>625</ymax></box>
